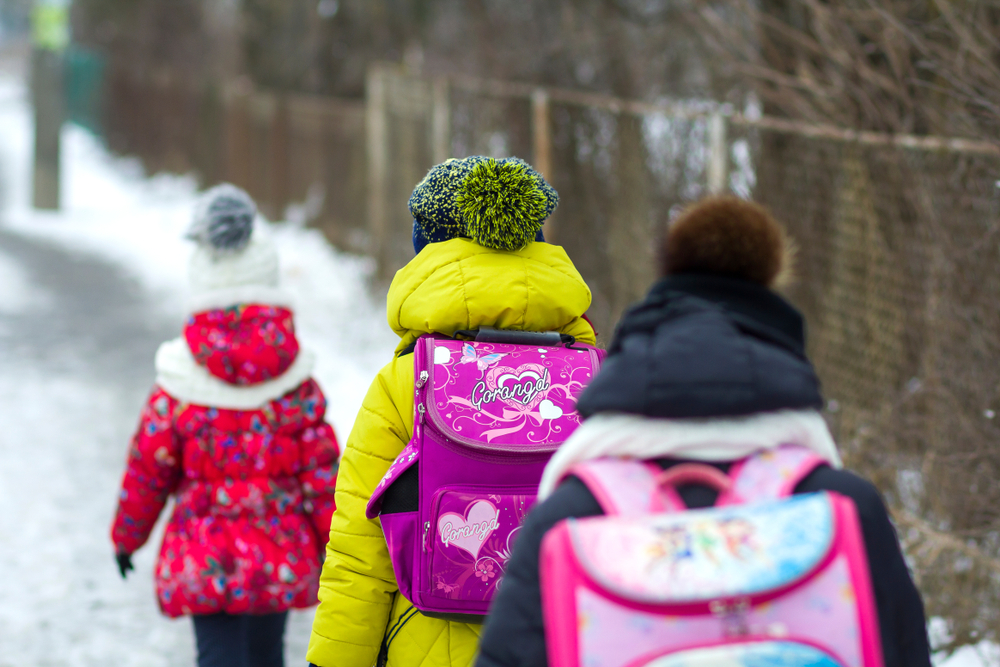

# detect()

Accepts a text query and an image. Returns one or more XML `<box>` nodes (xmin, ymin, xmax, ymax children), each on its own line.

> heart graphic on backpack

<box><xmin>437</xmin><ymin>500</ymin><xmax>501</xmax><ymax>559</ymax></box>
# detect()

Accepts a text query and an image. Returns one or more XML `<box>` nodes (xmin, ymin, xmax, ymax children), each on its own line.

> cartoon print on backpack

<box><xmin>428</xmin><ymin>339</ymin><xmax>596</xmax><ymax>445</ymax></box>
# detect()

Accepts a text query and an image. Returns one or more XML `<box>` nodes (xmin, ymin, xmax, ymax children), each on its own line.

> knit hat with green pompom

<box><xmin>409</xmin><ymin>156</ymin><xmax>558</xmax><ymax>254</ymax></box>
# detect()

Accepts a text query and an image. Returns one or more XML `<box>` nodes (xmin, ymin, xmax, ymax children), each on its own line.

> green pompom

<box><xmin>456</xmin><ymin>158</ymin><xmax>548</xmax><ymax>251</ymax></box>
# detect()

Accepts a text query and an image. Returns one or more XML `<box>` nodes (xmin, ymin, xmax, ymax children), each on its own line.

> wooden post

<box><xmin>366</xmin><ymin>65</ymin><xmax>389</xmax><ymax>275</ymax></box>
<box><xmin>269</xmin><ymin>95</ymin><xmax>290</xmax><ymax>221</ymax></box>
<box><xmin>531</xmin><ymin>88</ymin><xmax>554</xmax><ymax>240</ymax></box>
<box><xmin>432</xmin><ymin>77</ymin><xmax>450</xmax><ymax>163</ymax></box>
<box><xmin>249</xmin><ymin>91</ymin><xmax>278</xmax><ymax>216</ymax></box>
<box><xmin>222</xmin><ymin>79</ymin><xmax>253</xmax><ymax>192</ymax></box>
<box><xmin>707</xmin><ymin>111</ymin><xmax>729</xmax><ymax>195</ymax></box>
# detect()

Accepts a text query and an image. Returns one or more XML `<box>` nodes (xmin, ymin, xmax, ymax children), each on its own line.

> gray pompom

<box><xmin>187</xmin><ymin>184</ymin><xmax>257</xmax><ymax>253</ymax></box>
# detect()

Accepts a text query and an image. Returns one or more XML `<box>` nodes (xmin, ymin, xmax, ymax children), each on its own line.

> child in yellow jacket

<box><xmin>307</xmin><ymin>157</ymin><xmax>595</xmax><ymax>667</ymax></box>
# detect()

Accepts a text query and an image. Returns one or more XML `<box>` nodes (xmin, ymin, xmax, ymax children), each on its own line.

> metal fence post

<box><xmin>707</xmin><ymin>111</ymin><xmax>729</xmax><ymax>195</ymax></box>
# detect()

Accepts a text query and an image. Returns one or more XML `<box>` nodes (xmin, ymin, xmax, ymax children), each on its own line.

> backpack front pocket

<box><xmin>424</xmin><ymin>486</ymin><xmax>536</xmax><ymax>604</ymax></box>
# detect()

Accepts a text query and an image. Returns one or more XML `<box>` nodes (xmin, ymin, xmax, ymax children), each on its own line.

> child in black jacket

<box><xmin>475</xmin><ymin>196</ymin><xmax>932</xmax><ymax>667</ymax></box>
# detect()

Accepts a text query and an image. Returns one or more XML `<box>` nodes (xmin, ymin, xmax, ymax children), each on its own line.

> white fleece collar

<box><xmin>186</xmin><ymin>286</ymin><xmax>295</xmax><ymax>315</ymax></box>
<box><xmin>538</xmin><ymin>410</ymin><xmax>842</xmax><ymax>499</ymax></box>
<box><xmin>154</xmin><ymin>338</ymin><xmax>315</xmax><ymax>410</ymax></box>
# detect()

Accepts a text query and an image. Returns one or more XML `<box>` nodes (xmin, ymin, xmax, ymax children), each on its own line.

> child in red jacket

<box><xmin>111</xmin><ymin>184</ymin><xmax>340</xmax><ymax>667</ymax></box>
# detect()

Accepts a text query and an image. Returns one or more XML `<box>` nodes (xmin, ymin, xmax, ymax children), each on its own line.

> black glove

<box><xmin>116</xmin><ymin>552</ymin><xmax>134</xmax><ymax>579</ymax></box>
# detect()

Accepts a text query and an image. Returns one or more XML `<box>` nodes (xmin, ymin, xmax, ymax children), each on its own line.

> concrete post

<box><xmin>31</xmin><ymin>0</ymin><xmax>69</xmax><ymax>210</ymax></box>
<box><xmin>31</xmin><ymin>48</ymin><xmax>63</xmax><ymax>209</ymax></box>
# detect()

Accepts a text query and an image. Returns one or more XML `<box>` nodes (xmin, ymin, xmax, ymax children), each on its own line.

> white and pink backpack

<box><xmin>540</xmin><ymin>445</ymin><xmax>884</xmax><ymax>667</ymax></box>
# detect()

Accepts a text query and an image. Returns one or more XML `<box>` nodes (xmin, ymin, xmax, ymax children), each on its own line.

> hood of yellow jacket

<box><xmin>387</xmin><ymin>238</ymin><xmax>595</xmax><ymax>354</ymax></box>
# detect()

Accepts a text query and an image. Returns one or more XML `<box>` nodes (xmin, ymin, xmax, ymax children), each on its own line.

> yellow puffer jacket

<box><xmin>307</xmin><ymin>238</ymin><xmax>595</xmax><ymax>667</ymax></box>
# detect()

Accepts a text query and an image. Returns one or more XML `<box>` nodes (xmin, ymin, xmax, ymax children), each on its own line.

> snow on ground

<box><xmin>939</xmin><ymin>644</ymin><xmax>1000</xmax><ymax>667</ymax></box>
<box><xmin>0</xmin><ymin>60</ymin><xmax>395</xmax><ymax>666</ymax></box>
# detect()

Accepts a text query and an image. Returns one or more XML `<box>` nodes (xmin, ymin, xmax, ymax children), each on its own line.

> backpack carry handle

<box><xmin>453</xmin><ymin>327</ymin><xmax>580</xmax><ymax>348</ymax></box>
<box><xmin>656</xmin><ymin>464</ymin><xmax>732</xmax><ymax>493</ymax></box>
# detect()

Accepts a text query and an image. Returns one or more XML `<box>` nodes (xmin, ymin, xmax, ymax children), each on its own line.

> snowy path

<box><xmin>0</xmin><ymin>57</ymin><xmax>395</xmax><ymax>666</ymax></box>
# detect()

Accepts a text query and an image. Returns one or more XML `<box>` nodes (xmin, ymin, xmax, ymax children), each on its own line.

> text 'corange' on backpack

<box><xmin>366</xmin><ymin>329</ymin><xmax>603</xmax><ymax>621</ymax></box>
<box><xmin>540</xmin><ymin>446</ymin><xmax>884</xmax><ymax>667</ymax></box>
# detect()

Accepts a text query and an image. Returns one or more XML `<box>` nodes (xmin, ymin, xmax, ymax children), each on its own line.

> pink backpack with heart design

<box><xmin>366</xmin><ymin>330</ymin><xmax>603</xmax><ymax>620</ymax></box>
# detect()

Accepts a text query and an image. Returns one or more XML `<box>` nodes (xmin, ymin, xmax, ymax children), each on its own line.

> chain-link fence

<box><xmin>751</xmin><ymin>129</ymin><xmax>1000</xmax><ymax>644</ymax></box>
<box><xmin>101</xmin><ymin>62</ymin><xmax>1000</xmax><ymax>647</ymax></box>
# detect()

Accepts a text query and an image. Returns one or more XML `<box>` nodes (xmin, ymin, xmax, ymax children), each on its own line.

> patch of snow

<box><xmin>937</xmin><ymin>642</ymin><xmax>1000</xmax><ymax>667</ymax></box>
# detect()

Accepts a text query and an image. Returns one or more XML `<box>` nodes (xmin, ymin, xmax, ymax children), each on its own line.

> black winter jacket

<box><xmin>476</xmin><ymin>274</ymin><xmax>932</xmax><ymax>667</ymax></box>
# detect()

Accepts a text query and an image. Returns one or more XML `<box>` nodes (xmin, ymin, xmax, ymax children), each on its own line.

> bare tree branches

<box><xmin>691</xmin><ymin>0</ymin><xmax>1000</xmax><ymax>141</ymax></box>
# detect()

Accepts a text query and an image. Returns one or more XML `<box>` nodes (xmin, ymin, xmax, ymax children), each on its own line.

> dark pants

<box><xmin>192</xmin><ymin>612</ymin><xmax>288</xmax><ymax>667</ymax></box>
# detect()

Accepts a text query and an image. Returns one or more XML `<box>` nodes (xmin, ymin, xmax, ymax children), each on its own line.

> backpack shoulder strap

<box><xmin>718</xmin><ymin>444</ymin><xmax>827</xmax><ymax>506</ymax></box>
<box><xmin>567</xmin><ymin>458</ymin><xmax>685</xmax><ymax>515</ymax></box>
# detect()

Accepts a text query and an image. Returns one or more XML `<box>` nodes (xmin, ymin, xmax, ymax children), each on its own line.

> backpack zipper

<box><xmin>417</xmin><ymin>403</ymin><xmax>426</xmax><ymax>424</ymax></box>
<box><xmin>422</xmin><ymin>521</ymin><xmax>431</xmax><ymax>551</ymax></box>
<box><xmin>415</xmin><ymin>370</ymin><xmax>429</xmax><ymax>389</ymax></box>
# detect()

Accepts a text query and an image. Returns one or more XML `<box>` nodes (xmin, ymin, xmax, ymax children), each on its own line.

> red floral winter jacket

<box><xmin>111</xmin><ymin>304</ymin><xmax>339</xmax><ymax>617</ymax></box>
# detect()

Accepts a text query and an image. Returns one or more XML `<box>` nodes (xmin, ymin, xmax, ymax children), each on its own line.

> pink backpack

<box><xmin>540</xmin><ymin>445</ymin><xmax>884</xmax><ymax>667</ymax></box>
<box><xmin>367</xmin><ymin>330</ymin><xmax>602</xmax><ymax>620</ymax></box>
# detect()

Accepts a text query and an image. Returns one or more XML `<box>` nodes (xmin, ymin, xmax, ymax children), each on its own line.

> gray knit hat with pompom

<box><xmin>187</xmin><ymin>183</ymin><xmax>257</xmax><ymax>253</ymax></box>
<box><xmin>186</xmin><ymin>184</ymin><xmax>280</xmax><ymax>296</ymax></box>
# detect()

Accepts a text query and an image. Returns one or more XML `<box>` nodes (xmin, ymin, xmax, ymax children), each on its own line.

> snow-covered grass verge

<box><xmin>938</xmin><ymin>644</ymin><xmax>1000</xmax><ymax>667</ymax></box>
<box><xmin>930</xmin><ymin>618</ymin><xmax>1000</xmax><ymax>667</ymax></box>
